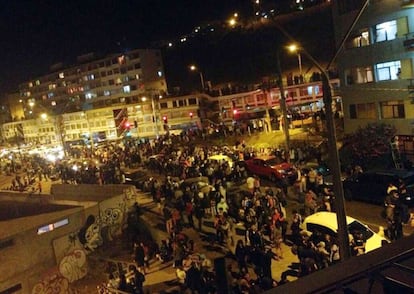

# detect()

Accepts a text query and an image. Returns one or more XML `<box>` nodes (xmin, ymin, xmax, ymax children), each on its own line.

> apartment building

<box><xmin>332</xmin><ymin>0</ymin><xmax>414</xmax><ymax>137</ymax></box>
<box><xmin>4</xmin><ymin>49</ymin><xmax>171</xmax><ymax>144</ymax></box>
<box><xmin>2</xmin><ymin>77</ymin><xmax>340</xmax><ymax>148</ymax></box>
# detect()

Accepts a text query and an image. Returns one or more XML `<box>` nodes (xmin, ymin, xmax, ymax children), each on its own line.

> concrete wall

<box><xmin>0</xmin><ymin>184</ymin><xmax>138</xmax><ymax>293</ymax></box>
<box><xmin>0</xmin><ymin>209</ymin><xmax>84</xmax><ymax>293</ymax></box>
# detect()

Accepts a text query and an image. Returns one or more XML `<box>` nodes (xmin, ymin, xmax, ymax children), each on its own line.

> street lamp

<box><xmin>288</xmin><ymin>44</ymin><xmax>303</xmax><ymax>77</ymax></box>
<box><xmin>285</xmin><ymin>42</ymin><xmax>350</xmax><ymax>260</ymax></box>
<box><xmin>228</xmin><ymin>12</ymin><xmax>238</xmax><ymax>27</ymax></box>
<box><xmin>189</xmin><ymin>64</ymin><xmax>205</xmax><ymax>92</ymax></box>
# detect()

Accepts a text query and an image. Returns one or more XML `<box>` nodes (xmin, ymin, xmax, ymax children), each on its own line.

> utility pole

<box><xmin>276</xmin><ymin>51</ymin><xmax>291</xmax><ymax>154</ymax></box>
<box><xmin>272</xmin><ymin>23</ymin><xmax>351</xmax><ymax>260</ymax></box>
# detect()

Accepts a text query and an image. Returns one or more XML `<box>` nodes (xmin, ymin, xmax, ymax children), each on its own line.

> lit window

<box><xmin>380</xmin><ymin>100</ymin><xmax>405</xmax><ymax>119</ymax></box>
<box><xmin>85</xmin><ymin>93</ymin><xmax>93</xmax><ymax>99</ymax></box>
<box><xmin>35</xmin><ymin>80</ymin><xmax>40</xmax><ymax>85</ymax></box>
<box><xmin>104</xmin><ymin>90</ymin><xmax>111</xmax><ymax>96</ymax></box>
<box><xmin>135</xmin><ymin>74</ymin><xmax>140</xmax><ymax>80</ymax></box>
<box><xmin>49</xmin><ymin>84</ymin><xmax>56</xmax><ymax>90</ymax></box>
<box><xmin>37</xmin><ymin>218</ymin><xmax>69</xmax><ymax>235</ymax></box>
<box><xmin>118</xmin><ymin>55</ymin><xmax>126</xmax><ymax>64</ymax></box>
<box><xmin>157</xmin><ymin>71</ymin><xmax>163</xmax><ymax>77</ymax></box>
<box><xmin>376</xmin><ymin>60</ymin><xmax>401</xmax><ymax>81</ymax></box>
<box><xmin>123</xmin><ymin>85</ymin><xmax>131</xmax><ymax>93</ymax></box>
<box><xmin>375</xmin><ymin>20</ymin><xmax>397</xmax><ymax>42</ymax></box>
<box><xmin>59</xmin><ymin>72</ymin><xmax>65</xmax><ymax>79</ymax></box>
<box><xmin>28</xmin><ymin>82</ymin><xmax>33</xmax><ymax>88</ymax></box>
<box><xmin>89</xmin><ymin>74</ymin><xmax>95</xmax><ymax>80</ymax></box>
<box><xmin>48</xmin><ymin>92</ymin><xmax>54</xmax><ymax>98</ymax></box>
<box><xmin>51</xmin><ymin>101</ymin><xmax>56</xmax><ymax>106</ymax></box>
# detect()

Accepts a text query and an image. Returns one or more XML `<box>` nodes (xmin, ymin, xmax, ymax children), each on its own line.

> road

<box><xmin>2</xmin><ymin>169</ymin><xmax>412</xmax><ymax>292</ymax></box>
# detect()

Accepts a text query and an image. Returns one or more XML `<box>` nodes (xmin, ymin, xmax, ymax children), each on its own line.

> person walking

<box><xmin>133</xmin><ymin>242</ymin><xmax>146</xmax><ymax>274</ymax></box>
<box><xmin>235</xmin><ymin>240</ymin><xmax>248</xmax><ymax>274</ymax></box>
<box><xmin>130</xmin><ymin>265</ymin><xmax>145</xmax><ymax>294</ymax></box>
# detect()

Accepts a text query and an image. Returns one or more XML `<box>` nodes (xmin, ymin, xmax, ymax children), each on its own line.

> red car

<box><xmin>244</xmin><ymin>156</ymin><xmax>297</xmax><ymax>183</ymax></box>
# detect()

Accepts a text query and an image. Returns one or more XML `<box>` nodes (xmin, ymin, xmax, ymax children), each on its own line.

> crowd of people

<box><xmin>93</xmin><ymin>134</ymin><xmax>347</xmax><ymax>293</ymax></box>
<box><xmin>2</xmin><ymin>130</ymin><xmax>410</xmax><ymax>293</ymax></box>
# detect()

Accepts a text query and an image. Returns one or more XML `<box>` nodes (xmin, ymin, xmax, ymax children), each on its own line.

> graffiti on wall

<box><xmin>32</xmin><ymin>268</ymin><xmax>69</xmax><ymax>294</ymax></box>
<box><xmin>59</xmin><ymin>249</ymin><xmax>87</xmax><ymax>283</ymax></box>
<box><xmin>78</xmin><ymin>205</ymin><xmax>126</xmax><ymax>252</ymax></box>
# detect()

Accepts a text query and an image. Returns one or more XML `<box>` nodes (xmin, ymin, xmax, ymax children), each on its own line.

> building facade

<box><xmin>2</xmin><ymin>78</ymin><xmax>340</xmax><ymax>148</ymax></box>
<box><xmin>333</xmin><ymin>0</ymin><xmax>414</xmax><ymax>137</ymax></box>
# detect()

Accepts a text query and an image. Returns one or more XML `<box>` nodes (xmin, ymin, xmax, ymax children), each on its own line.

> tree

<box><xmin>339</xmin><ymin>123</ymin><xmax>396</xmax><ymax>170</ymax></box>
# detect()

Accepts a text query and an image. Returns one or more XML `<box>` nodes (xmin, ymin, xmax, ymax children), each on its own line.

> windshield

<box><xmin>348</xmin><ymin>220</ymin><xmax>373</xmax><ymax>240</ymax></box>
<box><xmin>266</xmin><ymin>157</ymin><xmax>284</xmax><ymax>166</ymax></box>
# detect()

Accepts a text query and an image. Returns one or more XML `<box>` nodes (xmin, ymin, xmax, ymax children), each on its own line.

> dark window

<box><xmin>134</xmin><ymin>63</ymin><xmax>141</xmax><ymax>69</ymax></box>
<box><xmin>130</xmin><ymin>52</ymin><xmax>140</xmax><ymax>59</ymax></box>
<box><xmin>349</xmin><ymin>104</ymin><xmax>357</xmax><ymax>119</ymax></box>
<box><xmin>188</xmin><ymin>98</ymin><xmax>197</xmax><ymax>105</ymax></box>
<box><xmin>160</xmin><ymin>102</ymin><xmax>168</xmax><ymax>109</ymax></box>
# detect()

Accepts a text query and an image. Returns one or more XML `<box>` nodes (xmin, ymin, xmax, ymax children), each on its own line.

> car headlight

<box><xmin>405</xmin><ymin>197</ymin><xmax>411</xmax><ymax>201</ymax></box>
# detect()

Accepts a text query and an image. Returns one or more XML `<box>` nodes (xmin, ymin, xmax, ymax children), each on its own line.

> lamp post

<box><xmin>189</xmin><ymin>64</ymin><xmax>205</xmax><ymax>92</ymax></box>
<box><xmin>276</xmin><ymin>51</ymin><xmax>291</xmax><ymax>153</ymax></box>
<box><xmin>288</xmin><ymin>44</ymin><xmax>303</xmax><ymax>77</ymax></box>
<box><xmin>291</xmin><ymin>46</ymin><xmax>351</xmax><ymax>261</ymax></box>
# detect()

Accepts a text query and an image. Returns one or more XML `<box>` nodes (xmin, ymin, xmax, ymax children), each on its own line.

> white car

<box><xmin>300</xmin><ymin>211</ymin><xmax>388</xmax><ymax>253</ymax></box>
<box><xmin>208</xmin><ymin>154</ymin><xmax>234</xmax><ymax>169</ymax></box>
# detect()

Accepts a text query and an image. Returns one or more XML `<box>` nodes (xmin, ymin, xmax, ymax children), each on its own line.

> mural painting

<box><xmin>32</xmin><ymin>268</ymin><xmax>69</xmax><ymax>294</ymax></box>
<box><xmin>78</xmin><ymin>192</ymin><xmax>131</xmax><ymax>252</ymax></box>
<box><xmin>59</xmin><ymin>249</ymin><xmax>87</xmax><ymax>283</ymax></box>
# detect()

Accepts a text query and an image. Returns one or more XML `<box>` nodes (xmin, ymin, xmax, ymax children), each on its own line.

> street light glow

<box><xmin>189</xmin><ymin>65</ymin><xmax>197</xmax><ymax>71</ymax></box>
<box><xmin>288</xmin><ymin>44</ymin><xmax>298</xmax><ymax>53</ymax></box>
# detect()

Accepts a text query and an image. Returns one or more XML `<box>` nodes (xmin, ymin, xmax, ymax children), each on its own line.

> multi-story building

<box><xmin>2</xmin><ymin>78</ymin><xmax>340</xmax><ymax>148</ymax></box>
<box><xmin>18</xmin><ymin>49</ymin><xmax>167</xmax><ymax>116</ymax></box>
<box><xmin>332</xmin><ymin>0</ymin><xmax>414</xmax><ymax>153</ymax></box>
<box><xmin>2</xmin><ymin>44</ymin><xmax>341</xmax><ymax>148</ymax></box>
<box><xmin>5</xmin><ymin>49</ymin><xmax>167</xmax><ymax>142</ymax></box>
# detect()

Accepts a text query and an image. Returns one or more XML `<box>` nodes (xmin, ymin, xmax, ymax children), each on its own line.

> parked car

<box><xmin>244</xmin><ymin>155</ymin><xmax>297</xmax><ymax>183</ymax></box>
<box><xmin>342</xmin><ymin>169</ymin><xmax>414</xmax><ymax>207</ymax></box>
<box><xmin>301</xmin><ymin>211</ymin><xmax>388</xmax><ymax>253</ymax></box>
<box><xmin>123</xmin><ymin>170</ymin><xmax>148</xmax><ymax>189</ymax></box>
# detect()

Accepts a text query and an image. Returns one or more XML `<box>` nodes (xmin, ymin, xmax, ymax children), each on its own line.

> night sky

<box><xmin>0</xmin><ymin>0</ymin><xmax>333</xmax><ymax>97</ymax></box>
<box><xmin>0</xmin><ymin>0</ymin><xmax>247</xmax><ymax>93</ymax></box>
